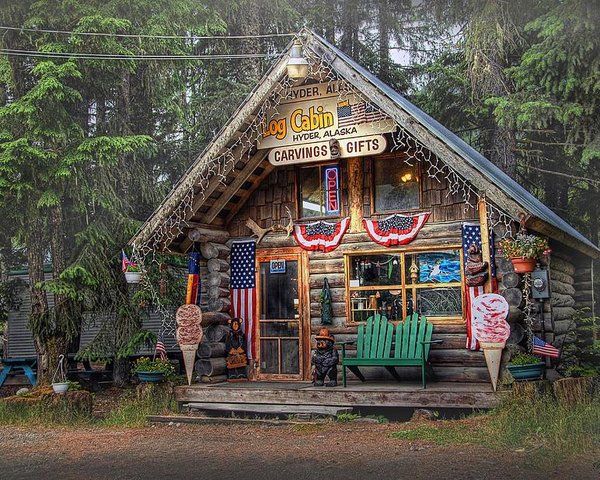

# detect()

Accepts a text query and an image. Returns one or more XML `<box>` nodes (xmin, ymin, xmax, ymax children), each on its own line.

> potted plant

<box><xmin>507</xmin><ymin>353</ymin><xmax>545</xmax><ymax>381</ymax></box>
<box><xmin>52</xmin><ymin>354</ymin><xmax>70</xmax><ymax>394</ymax></box>
<box><xmin>133</xmin><ymin>357</ymin><xmax>175</xmax><ymax>383</ymax></box>
<box><xmin>500</xmin><ymin>233</ymin><xmax>550</xmax><ymax>274</ymax></box>
<box><xmin>124</xmin><ymin>264</ymin><xmax>142</xmax><ymax>284</ymax></box>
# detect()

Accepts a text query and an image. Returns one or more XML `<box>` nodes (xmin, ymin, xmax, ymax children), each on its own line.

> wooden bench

<box><xmin>0</xmin><ymin>357</ymin><xmax>37</xmax><ymax>387</ymax></box>
<box><xmin>339</xmin><ymin>313</ymin><xmax>442</xmax><ymax>389</ymax></box>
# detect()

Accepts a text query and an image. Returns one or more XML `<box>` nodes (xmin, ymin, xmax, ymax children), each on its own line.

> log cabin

<box><xmin>130</xmin><ymin>29</ymin><xmax>598</xmax><ymax>409</ymax></box>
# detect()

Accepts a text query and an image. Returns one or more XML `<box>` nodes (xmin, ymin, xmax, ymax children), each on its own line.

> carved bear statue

<box><xmin>311</xmin><ymin>328</ymin><xmax>339</xmax><ymax>387</ymax></box>
<box><xmin>465</xmin><ymin>243</ymin><xmax>489</xmax><ymax>287</ymax></box>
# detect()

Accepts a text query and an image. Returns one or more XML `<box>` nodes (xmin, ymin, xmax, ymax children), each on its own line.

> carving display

<box><xmin>311</xmin><ymin>328</ymin><xmax>339</xmax><ymax>387</ymax></box>
<box><xmin>225</xmin><ymin>318</ymin><xmax>249</xmax><ymax>380</ymax></box>
<box><xmin>245</xmin><ymin>206</ymin><xmax>294</xmax><ymax>244</ymax></box>
<box><xmin>464</xmin><ymin>244</ymin><xmax>489</xmax><ymax>287</ymax></box>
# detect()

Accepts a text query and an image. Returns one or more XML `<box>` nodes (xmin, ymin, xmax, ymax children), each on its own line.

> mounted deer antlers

<box><xmin>245</xmin><ymin>206</ymin><xmax>294</xmax><ymax>245</ymax></box>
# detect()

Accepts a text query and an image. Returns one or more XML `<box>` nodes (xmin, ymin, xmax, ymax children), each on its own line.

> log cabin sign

<box><xmin>258</xmin><ymin>80</ymin><xmax>394</xmax><ymax>164</ymax></box>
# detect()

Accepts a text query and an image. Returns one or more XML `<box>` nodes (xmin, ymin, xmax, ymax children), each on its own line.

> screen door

<box><xmin>256</xmin><ymin>256</ymin><xmax>303</xmax><ymax>380</ymax></box>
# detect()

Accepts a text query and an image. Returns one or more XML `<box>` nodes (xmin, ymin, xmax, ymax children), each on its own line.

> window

<box><xmin>298</xmin><ymin>164</ymin><xmax>341</xmax><ymax>218</ymax></box>
<box><xmin>346</xmin><ymin>249</ymin><xmax>463</xmax><ymax>323</ymax></box>
<box><xmin>373</xmin><ymin>159</ymin><xmax>419</xmax><ymax>212</ymax></box>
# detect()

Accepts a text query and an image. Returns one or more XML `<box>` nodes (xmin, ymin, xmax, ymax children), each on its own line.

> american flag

<box><xmin>121</xmin><ymin>250</ymin><xmax>137</xmax><ymax>272</ymax></box>
<box><xmin>230</xmin><ymin>240</ymin><xmax>256</xmax><ymax>359</ymax></box>
<box><xmin>364</xmin><ymin>102</ymin><xmax>387</xmax><ymax>122</ymax></box>
<box><xmin>337</xmin><ymin>102</ymin><xmax>364</xmax><ymax>127</ymax></box>
<box><xmin>155</xmin><ymin>335</ymin><xmax>167</xmax><ymax>361</ymax></box>
<box><xmin>532</xmin><ymin>336</ymin><xmax>559</xmax><ymax>358</ymax></box>
<box><xmin>462</xmin><ymin>223</ymin><xmax>497</xmax><ymax>351</ymax></box>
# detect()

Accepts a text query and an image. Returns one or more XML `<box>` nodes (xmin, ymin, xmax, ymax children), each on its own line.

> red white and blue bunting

<box><xmin>293</xmin><ymin>217</ymin><xmax>350</xmax><ymax>253</ymax></box>
<box><xmin>363</xmin><ymin>212</ymin><xmax>430</xmax><ymax>247</ymax></box>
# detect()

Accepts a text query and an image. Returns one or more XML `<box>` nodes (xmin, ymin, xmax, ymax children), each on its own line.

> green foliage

<box><xmin>119</xmin><ymin>330</ymin><xmax>157</xmax><ymax>358</ymax></box>
<box><xmin>99</xmin><ymin>390</ymin><xmax>176</xmax><ymax>427</ymax></box>
<box><xmin>499</xmin><ymin>233</ymin><xmax>550</xmax><ymax>259</ymax></box>
<box><xmin>0</xmin><ymin>390</ymin><xmax>94</xmax><ymax>425</ymax></box>
<box><xmin>509</xmin><ymin>353</ymin><xmax>543</xmax><ymax>366</ymax></box>
<box><xmin>559</xmin><ymin>310</ymin><xmax>600</xmax><ymax>377</ymax></box>
<box><xmin>335</xmin><ymin>412</ymin><xmax>362</xmax><ymax>422</ymax></box>
<box><xmin>392</xmin><ymin>392</ymin><xmax>600</xmax><ymax>466</ymax></box>
<box><xmin>133</xmin><ymin>357</ymin><xmax>176</xmax><ymax>376</ymax></box>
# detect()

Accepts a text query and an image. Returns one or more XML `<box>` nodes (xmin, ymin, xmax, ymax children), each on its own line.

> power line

<box><xmin>0</xmin><ymin>48</ymin><xmax>278</xmax><ymax>61</ymax></box>
<box><xmin>0</xmin><ymin>25</ymin><xmax>296</xmax><ymax>41</ymax></box>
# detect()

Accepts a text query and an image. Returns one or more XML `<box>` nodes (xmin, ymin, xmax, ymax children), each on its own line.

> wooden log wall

<box><xmin>218</xmin><ymin>153</ymin><xmax>590</xmax><ymax>385</ymax></box>
<box><xmin>223</xmin><ymin>155</ymin><xmax>490</xmax><ymax>383</ymax></box>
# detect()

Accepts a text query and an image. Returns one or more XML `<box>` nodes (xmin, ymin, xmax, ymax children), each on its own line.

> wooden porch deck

<box><xmin>176</xmin><ymin>381</ymin><xmax>500</xmax><ymax>410</ymax></box>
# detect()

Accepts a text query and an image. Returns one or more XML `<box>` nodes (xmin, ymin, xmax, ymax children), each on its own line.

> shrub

<box><xmin>509</xmin><ymin>353</ymin><xmax>543</xmax><ymax>365</ymax></box>
<box><xmin>133</xmin><ymin>357</ymin><xmax>176</xmax><ymax>377</ymax></box>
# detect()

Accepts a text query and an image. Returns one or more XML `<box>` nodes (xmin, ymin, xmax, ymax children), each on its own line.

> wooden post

<box><xmin>478</xmin><ymin>196</ymin><xmax>493</xmax><ymax>294</ymax></box>
<box><xmin>347</xmin><ymin>157</ymin><xmax>363</xmax><ymax>233</ymax></box>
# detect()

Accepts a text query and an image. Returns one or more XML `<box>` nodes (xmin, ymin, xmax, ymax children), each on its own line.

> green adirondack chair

<box><xmin>339</xmin><ymin>313</ymin><xmax>442</xmax><ymax>388</ymax></box>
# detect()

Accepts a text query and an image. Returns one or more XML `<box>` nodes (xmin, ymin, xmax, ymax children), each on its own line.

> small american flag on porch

<box><xmin>532</xmin><ymin>336</ymin><xmax>559</xmax><ymax>358</ymax></box>
<box><xmin>230</xmin><ymin>240</ymin><xmax>256</xmax><ymax>359</ymax></box>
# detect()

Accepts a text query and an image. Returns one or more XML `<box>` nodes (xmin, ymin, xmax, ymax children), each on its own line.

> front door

<box><xmin>256</xmin><ymin>251</ymin><xmax>308</xmax><ymax>380</ymax></box>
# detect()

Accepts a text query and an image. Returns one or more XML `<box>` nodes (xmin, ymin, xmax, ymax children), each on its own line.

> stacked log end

<box><xmin>196</xmin><ymin>237</ymin><xmax>231</xmax><ymax>383</ymax></box>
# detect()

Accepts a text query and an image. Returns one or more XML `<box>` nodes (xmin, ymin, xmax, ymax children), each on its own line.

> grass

<box><xmin>0</xmin><ymin>386</ymin><xmax>176</xmax><ymax>428</ymax></box>
<box><xmin>98</xmin><ymin>395</ymin><xmax>176</xmax><ymax>428</ymax></box>
<box><xmin>392</xmin><ymin>392</ymin><xmax>600</xmax><ymax>466</ymax></box>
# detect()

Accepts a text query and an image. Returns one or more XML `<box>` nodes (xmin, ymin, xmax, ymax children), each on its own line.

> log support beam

<box><xmin>347</xmin><ymin>157</ymin><xmax>364</xmax><ymax>233</ymax></box>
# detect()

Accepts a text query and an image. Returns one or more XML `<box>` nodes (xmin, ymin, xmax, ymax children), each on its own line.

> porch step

<box><xmin>148</xmin><ymin>415</ymin><xmax>320</xmax><ymax>426</ymax></box>
<box><xmin>184</xmin><ymin>402</ymin><xmax>352</xmax><ymax>418</ymax></box>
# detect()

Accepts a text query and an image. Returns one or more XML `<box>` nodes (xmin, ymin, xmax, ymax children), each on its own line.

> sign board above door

<box><xmin>257</xmin><ymin>81</ymin><xmax>395</xmax><ymax>151</ymax></box>
<box><xmin>268</xmin><ymin>134</ymin><xmax>387</xmax><ymax>166</ymax></box>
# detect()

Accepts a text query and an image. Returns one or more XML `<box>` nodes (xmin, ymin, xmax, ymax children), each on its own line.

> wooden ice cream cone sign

<box><xmin>176</xmin><ymin>304</ymin><xmax>203</xmax><ymax>385</ymax></box>
<box><xmin>472</xmin><ymin>294</ymin><xmax>510</xmax><ymax>391</ymax></box>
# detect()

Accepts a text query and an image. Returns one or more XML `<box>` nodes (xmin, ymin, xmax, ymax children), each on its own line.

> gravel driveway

<box><xmin>0</xmin><ymin>422</ymin><xmax>596</xmax><ymax>480</ymax></box>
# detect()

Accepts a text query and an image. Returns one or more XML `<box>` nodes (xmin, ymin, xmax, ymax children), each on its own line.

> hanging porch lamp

<box><xmin>287</xmin><ymin>39</ymin><xmax>309</xmax><ymax>80</ymax></box>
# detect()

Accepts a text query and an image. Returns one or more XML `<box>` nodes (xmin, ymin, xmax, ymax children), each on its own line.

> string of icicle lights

<box><xmin>132</xmin><ymin>40</ymin><xmax>518</xmax><ymax>336</ymax></box>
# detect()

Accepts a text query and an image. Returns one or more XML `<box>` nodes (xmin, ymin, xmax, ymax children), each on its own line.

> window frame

<box><xmin>370</xmin><ymin>156</ymin><xmax>423</xmax><ymax>215</ymax></box>
<box><xmin>295</xmin><ymin>161</ymin><xmax>344</xmax><ymax>221</ymax></box>
<box><xmin>344</xmin><ymin>244</ymin><xmax>465</xmax><ymax>325</ymax></box>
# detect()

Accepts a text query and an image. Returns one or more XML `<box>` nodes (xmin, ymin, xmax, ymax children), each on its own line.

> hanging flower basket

<box><xmin>509</xmin><ymin>257</ymin><xmax>537</xmax><ymax>274</ymax></box>
<box><xmin>500</xmin><ymin>234</ymin><xmax>549</xmax><ymax>275</ymax></box>
<box><xmin>52</xmin><ymin>382</ymin><xmax>70</xmax><ymax>394</ymax></box>
<box><xmin>124</xmin><ymin>271</ymin><xmax>142</xmax><ymax>284</ymax></box>
<box><xmin>51</xmin><ymin>354</ymin><xmax>69</xmax><ymax>393</ymax></box>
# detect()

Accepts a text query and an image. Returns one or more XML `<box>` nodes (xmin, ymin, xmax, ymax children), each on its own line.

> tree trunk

<box><xmin>26</xmin><ymin>218</ymin><xmax>50</xmax><ymax>382</ymax></box>
<box><xmin>42</xmin><ymin>204</ymin><xmax>71</xmax><ymax>385</ymax></box>
<box><xmin>113</xmin><ymin>357</ymin><xmax>131</xmax><ymax>388</ymax></box>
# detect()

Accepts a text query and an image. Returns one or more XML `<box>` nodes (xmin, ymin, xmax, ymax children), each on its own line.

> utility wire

<box><xmin>0</xmin><ymin>25</ymin><xmax>296</xmax><ymax>40</ymax></box>
<box><xmin>0</xmin><ymin>48</ymin><xmax>278</xmax><ymax>61</ymax></box>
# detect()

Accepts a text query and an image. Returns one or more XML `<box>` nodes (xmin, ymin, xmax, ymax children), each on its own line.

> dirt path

<box><xmin>0</xmin><ymin>422</ymin><xmax>596</xmax><ymax>480</ymax></box>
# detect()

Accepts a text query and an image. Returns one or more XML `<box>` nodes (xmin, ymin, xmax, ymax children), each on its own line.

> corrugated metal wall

<box><xmin>6</xmin><ymin>273</ymin><xmax>54</xmax><ymax>358</ymax></box>
<box><xmin>6</xmin><ymin>272</ymin><xmax>179</xmax><ymax>358</ymax></box>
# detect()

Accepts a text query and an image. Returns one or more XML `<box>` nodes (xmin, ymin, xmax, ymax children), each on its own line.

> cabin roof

<box><xmin>130</xmin><ymin>29</ymin><xmax>599</xmax><ymax>258</ymax></box>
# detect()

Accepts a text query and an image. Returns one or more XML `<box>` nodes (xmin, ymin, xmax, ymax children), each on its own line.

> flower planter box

<box><xmin>507</xmin><ymin>362</ymin><xmax>545</xmax><ymax>381</ymax></box>
<box><xmin>125</xmin><ymin>271</ymin><xmax>142</xmax><ymax>284</ymax></box>
<box><xmin>510</xmin><ymin>257</ymin><xmax>537</xmax><ymax>274</ymax></box>
<box><xmin>136</xmin><ymin>371</ymin><xmax>165</xmax><ymax>383</ymax></box>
